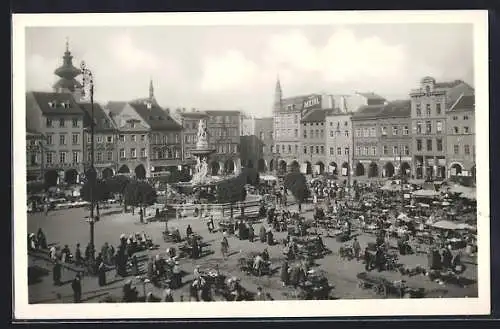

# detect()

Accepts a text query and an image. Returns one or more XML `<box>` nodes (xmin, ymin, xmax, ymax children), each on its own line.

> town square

<box><xmin>20</xmin><ymin>19</ymin><xmax>481</xmax><ymax>307</ymax></box>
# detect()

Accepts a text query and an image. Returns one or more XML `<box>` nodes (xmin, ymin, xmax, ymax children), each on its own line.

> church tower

<box><xmin>273</xmin><ymin>75</ymin><xmax>283</xmax><ymax>113</ymax></box>
<box><xmin>149</xmin><ymin>78</ymin><xmax>155</xmax><ymax>100</ymax></box>
<box><xmin>53</xmin><ymin>38</ymin><xmax>82</xmax><ymax>97</ymax></box>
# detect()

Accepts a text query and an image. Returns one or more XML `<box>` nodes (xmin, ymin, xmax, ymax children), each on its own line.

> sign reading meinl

<box><xmin>303</xmin><ymin>95</ymin><xmax>321</xmax><ymax>109</ymax></box>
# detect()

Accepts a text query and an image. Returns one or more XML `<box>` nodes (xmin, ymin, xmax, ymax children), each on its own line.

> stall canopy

<box><xmin>260</xmin><ymin>175</ymin><xmax>278</xmax><ymax>182</ymax></box>
<box><xmin>431</xmin><ymin>220</ymin><xmax>460</xmax><ymax>230</ymax></box>
<box><xmin>445</xmin><ymin>185</ymin><xmax>477</xmax><ymax>200</ymax></box>
<box><xmin>413</xmin><ymin>189</ymin><xmax>440</xmax><ymax>198</ymax></box>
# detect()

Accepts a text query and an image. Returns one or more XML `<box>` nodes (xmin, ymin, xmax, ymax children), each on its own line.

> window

<box><xmin>383</xmin><ymin>145</ymin><xmax>388</xmax><ymax>155</ymax></box>
<box><xmin>436</xmin><ymin>103</ymin><xmax>441</xmax><ymax>115</ymax></box>
<box><xmin>72</xmin><ymin>119</ymin><xmax>78</xmax><ymax>128</ymax></box>
<box><xmin>404</xmin><ymin>145</ymin><xmax>410</xmax><ymax>156</ymax></box>
<box><xmin>46</xmin><ymin>135</ymin><xmax>52</xmax><ymax>145</ymax></box>
<box><xmin>119</xmin><ymin>135</ymin><xmax>125</xmax><ymax>142</ymax></box>
<box><xmin>329</xmin><ymin>147</ymin><xmax>333</xmax><ymax>155</ymax></box>
<box><xmin>371</xmin><ymin>146</ymin><xmax>377</xmax><ymax>156</ymax></box>
<box><xmin>416</xmin><ymin>122</ymin><xmax>422</xmax><ymax>134</ymax></box>
<box><xmin>436</xmin><ymin>121</ymin><xmax>443</xmax><ymax>133</ymax></box>
<box><xmin>105</xmin><ymin>136</ymin><xmax>112</xmax><ymax>143</ymax></box>
<box><xmin>46</xmin><ymin>118</ymin><xmax>52</xmax><ymax>128</ymax></box>
<box><xmin>381</xmin><ymin>126</ymin><xmax>387</xmax><ymax>135</ymax></box>
<box><xmin>46</xmin><ymin>152</ymin><xmax>53</xmax><ymax>164</ymax></box>
<box><xmin>363</xmin><ymin>128</ymin><xmax>369</xmax><ymax>137</ymax></box>
<box><xmin>392</xmin><ymin>126</ymin><xmax>398</xmax><ymax>135</ymax></box>
<box><xmin>96</xmin><ymin>152</ymin><xmax>102</xmax><ymax>162</ymax></box>
<box><xmin>315</xmin><ymin>130</ymin><xmax>319</xmax><ymax>138</ymax></box>
<box><xmin>437</xmin><ymin>138</ymin><xmax>443</xmax><ymax>152</ymax></box>
<box><xmin>303</xmin><ymin>130</ymin><xmax>307</xmax><ymax>138</ymax></box>
<box><xmin>425</xmin><ymin>121</ymin><xmax>432</xmax><ymax>134</ymax></box>
<box><xmin>320</xmin><ymin>146</ymin><xmax>324</xmax><ymax>154</ymax></box>
<box><xmin>356</xmin><ymin>146</ymin><xmax>361</xmax><ymax>156</ymax></box>
<box><xmin>59</xmin><ymin>151</ymin><xmax>66</xmax><ymax>164</ymax></box>
<box><xmin>426</xmin><ymin>139</ymin><xmax>432</xmax><ymax>151</ymax></box>
<box><xmin>337</xmin><ymin>147</ymin><xmax>342</xmax><ymax>155</ymax></box>
<box><xmin>416</xmin><ymin>104</ymin><xmax>421</xmax><ymax>117</ymax></box>
<box><xmin>464</xmin><ymin>145</ymin><xmax>470</xmax><ymax>155</ymax></box>
<box><xmin>282</xmin><ymin>145</ymin><xmax>285</xmax><ymax>153</ymax></box>
<box><xmin>72</xmin><ymin>133</ymin><xmax>79</xmax><ymax>145</ymax></box>
<box><xmin>295</xmin><ymin>145</ymin><xmax>298</xmax><ymax>153</ymax></box>
<box><xmin>141</xmin><ymin>134</ymin><xmax>146</xmax><ymax>141</ymax></box>
<box><xmin>131</xmin><ymin>148</ymin><xmax>136</xmax><ymax>158</ymax></box>
<box><xmin>454</xmin><ymin>145</ymin><xmax>459</xmax><ymax>154</ymax></box>
<box><xmin>344</xmin><ymin>130</ymin><xmax>349</xmax><ymax>137</ymax></box>
<box><xmin>370</xmin><ymin>127</ymin><xmax>376</xmax><ymax>137</ymax></box>
<box><xmin>463</xmin><ymin>115</ymin><xmax>469</xmax><ymax>120</ymax></box>
<box><xmin>453</xmin><ymin>126</ymin><xmax>459</xmax><ymax>134</ymax></box>
<box><xmin>320</xmin><ymin>130</ymin><xmax>324</xmax><ymax>138</ymax></box>
<box><xmin>416</xmin><ymin>139</ymin><xmax>422</xmax><ymax>151</ymax></box>
<box><xmin>345</xmin><ymin>147</ymin><xmax>349</xmax><ymax>155</ymax></box>
<box><xmin>288</xmin><ymin>145</ymin><xmax>291</xmax><ymax>153</ymax></box>
<box><xmin>59</xmin><ymin>134</ymin><xmax>66</xmax><ymax>145</ymax></box>
<box><xmin>276</xmin><ymin>144</ymin><xmax>280</xmax><ymax>153</ymax></box>
<box><xmin>464</xmin><ymin>126</ymin><xmax>469</xmax><ymax>134</ymax></box>
<box><xmin>72</xmin><ymin>151</ymin><xmax>78</xmax><ymax>163</ymax></box>
<box><xmin>294</xmin><ymin>115</ymin><xmax>298</xmax><ymax>124</ymax></box>
<box><xmin>330</xmin><ymin>122</ymin><xmax>333</xmax><ymax>126</ymax></box>
<box><xmin>403</xmin><ymin>126</ymin><xmax>409</xmax><ymax>135</ymax></box>
<box><xmin>304</xmin><ymin>146</ymin><xmax>308</xmax><ymax>154</ymax></box>
<box><xmin>107</xmin><ymin>151</ymin><xmax>113</xmax><ymax>161</ymax></box>
<box><xmin>452</xmin><ymin>116</ymin><xmax>458</xmax><ymax>120</ymax></box>
<box><xmin>130</xmin><ymin>122</ymin><xmax>135</xmax><ymax>128</ymax></box>
<box><xmin>356</xmin><ymin>129</ymin><xmax>362</xmax><ymax>137</ymax></box>
<box><xmin>119</xmin><ymin>148</ymin><xmax>125</xmax><ymax>159</ymax></box>
<box><xmin>344</xmin><ymin>121</ymin><xmax>348</xmax><ymax>127</ymax></box>
<box><xmin>364</xmin><ymin>146</ymin><xmax>369</xmax><ymax>156</ymax></box>
<box><xmin>393</xmin><ymin>146</ymin><xmax>399</xmax><ymax>155</ymax></box>
<box><xmin>96</xmin><ymin>136</ymin><xmax>103</xmax><ymax>143</ymax></box>
<box><xmin>329</xmin><ymin>130</ymin><xmax>333</xmax><ymax>137</ymax></box>
<box><xmin>426</xmin><ymin>104</ymin><xmax>431</xmax><ymax>116</ymax></box>
<box><xmin>310</xmin><ymin>130</ymin><xmax>314</xmax><ymax>138</ymax></box>
<box><xmin>59</xmin><ymin>118</ymin><xmax>65</xmax><ymax>128</ymax></box>
<box><xmin>316</xmin><ymin>146</ymin><xmax>319</xmax><ymax>154</ymax></box>
<box><xmin>131</xmin><ymin>135</ymin><xmax>136</xmax><ymax>142</ymax></box>
<box><xmin>310</xmin><ymin>146</ymin><xmax>314</xmax><ymax>154</ymax></box>
<box><xmin>87</xmin><ymin>152</ymin><xmax>91</xmax><ymax>162</ymax></box>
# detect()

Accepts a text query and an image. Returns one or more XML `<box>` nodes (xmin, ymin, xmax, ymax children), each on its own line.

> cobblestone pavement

<box><xmin>27</xmin><ymin>200</ymin><xmax>477</xmax><ymax>304</ymax></box>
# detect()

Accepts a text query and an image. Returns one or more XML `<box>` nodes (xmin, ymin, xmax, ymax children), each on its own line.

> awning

<box><xmin>431</xmin><ymin>220</ymin><xmax>460</xmax><ymax>230</ymax></box>
<box><xmin>413</xmin><ymin>189</ymin><xmax>440</xmax><ymax>198</ymax></box>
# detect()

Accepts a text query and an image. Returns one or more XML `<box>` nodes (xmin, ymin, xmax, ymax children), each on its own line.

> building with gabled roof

<box><xmin>446</xmin><ymin>94</ymin><xmax>476</xmax><ymax>180</ymax></box>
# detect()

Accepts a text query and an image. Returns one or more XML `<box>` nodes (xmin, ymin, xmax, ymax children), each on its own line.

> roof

<box><xmin>378</xmin><ymin>100</ymin><xmax>411</xmax><ymax>118</ymax></box>
<box><xmin>179</xmin><ymin>111</ymin><xmax>209</xmax><ymax>119</ymax></box>
<box><xmin>280</xmin><ymin>94</ymin><xmax>321</xmax><ymax>112</ymax></box>
<box><xmin>29</xmin><ymin>91</ymin><xmax>84</xmax><ymax>116</ymax></box>
<box><xmin>129</xmin><ymin>101</ymin><xmax>182</xmax><ymax>130</ymax></box>
<box><xmin>205</xmin><ymin>110</ymin><xmax>241</xmax><ymax>116</ymax></box>
<box><xmin>52</xmin><ymin>78</ymin><xmax>82</xmax><ymax>91</ymax></box>
<box><xmin>448</xmin><ymin>94</ymin><xmax>475</xmax><ymax>113</ymax></box>
<box><xmin>106</xmin><ymin>101</ymin><xmax>128</xmax><ymax>115</ymax></box>
<box><xmin>351</xmin><ymin>104</ymin><xmax>385</xmax><ymax>120</ymax></box>
<box><xmin>302</xmin><ymin>109</ymin><xmax>326</xmax><ymax>123</ymax></box>
<box><xmin>435</xmin><ymin>79</ymin><xmax>466</xmax><ymax>89</ymax></box>
<box><xmin>78</xmin><ymin>102</ymin><xmax>117</xmax><ymax>132</ymax></box>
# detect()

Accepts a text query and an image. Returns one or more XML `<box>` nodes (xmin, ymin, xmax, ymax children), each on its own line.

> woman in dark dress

<box><xmin>280</xmin><ymin>261</ymin><xmax>289</xmax><ymax>287</ymax></box>
<box><xmin>98</xmin><ymin>261</ymin><xmax>106</xmax><ymax>286</ymax></box>
<box><xmin>53</xmin><ymin>260</ymin><xmax>62</xmax><ymax>286</ymax></box>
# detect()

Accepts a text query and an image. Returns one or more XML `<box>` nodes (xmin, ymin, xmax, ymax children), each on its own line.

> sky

<box><xmin>25</xmin><ymin>24</ymin><xmax>473</xmax><ymax>118</ymax></box>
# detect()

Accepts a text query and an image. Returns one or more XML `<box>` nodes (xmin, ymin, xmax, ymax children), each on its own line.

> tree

<box><xmin>284</xmin><ymin>172</ymin><xmax>310</xmax><ymax>212</ymax></box>
<box><xmin>242</xmin><ymin>167</ymin><xmax>260</xmax><ymax>186</ymax></box>
<box><xmin>27</xmin><ymin>180</ymin><xmax>45</xmax><ymax>195</ymax></box>
<box><xmin>80</xmin><ymin>179</ymin><xmax>112</xmax><ymax>218</ymax></box>
<box><xmin>123</xmin><ymin>180</ymin><xmax>157</xmax><ymax>223</ymax></box>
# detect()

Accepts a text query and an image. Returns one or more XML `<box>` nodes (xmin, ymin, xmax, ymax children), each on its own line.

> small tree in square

<box><xmin>284</xmin><ymin>172</ymin><xmax>310</xmax><ymax>212</ymax></box>
<box><xmin>123</xmin><ymin>180</ymin><xmax>157</xmax><ymax>223</ymax></box>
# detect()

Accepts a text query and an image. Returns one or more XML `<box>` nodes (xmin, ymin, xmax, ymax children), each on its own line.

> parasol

<box><xmin>413</xmin><ymin>189</ymin><xmax>440</xmax><ymax>198</ymax></box>
<box><xmin>431</xmin><ymin>220</ymin><xmax>460</xmax><ymax>230</ymax></box>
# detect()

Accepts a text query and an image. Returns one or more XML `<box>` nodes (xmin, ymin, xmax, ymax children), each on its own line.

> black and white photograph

<box><xmin>12</xmin><ymin>11</ymin><xmax>490</xmax><ymax>319</ymax></box>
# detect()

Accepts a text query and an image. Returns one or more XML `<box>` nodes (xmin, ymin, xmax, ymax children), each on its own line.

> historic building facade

<box><xmin>239</xmin><ymin>116</ymin><xmax>273</xmax><ymax>173</ymax></box>
<box><xmin>376</xmin><ymin>100</ymin><xmax>412</xmax><ymax>178</ymax></box>
<box><xmin>325</xmin><ymin>110</ymin><xmax>354</xmax><ymax>178</ymax></box>
<box><xmin>26</xmin><ymin>129</ymin><xmax>46</xmax><ymax>182</ymax></box>
<box><xmin>446</xmin><ymin>94</ymin><xmax>476</xmax><ymax>179</ymax></box>
<box><xmin>410</xmin><ymin>77</ymin><xmax>474</xmax><ymax>180</ymax></box>
<box><xmin>80</xmin><ymin>103</ymin><xmax>119</xmax><ymax>179</ymax></box>
<box><xmin>300</xmin><ymin>109</ymin><xmax>327</xmax><ymax>175</ymax></box>
<box><xmin>352</xmin><ymin>105</ymin><xmax>385</xmax><ymax>178</ymax></box>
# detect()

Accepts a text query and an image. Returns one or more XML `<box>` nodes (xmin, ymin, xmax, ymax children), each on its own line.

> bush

<box><xmin>284</xmin><ymin>172</ymin><xmax>310</xmax><ymax>204</ymax></box>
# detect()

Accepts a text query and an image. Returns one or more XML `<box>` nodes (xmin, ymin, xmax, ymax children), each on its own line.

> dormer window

<box><xmin>147</xmin><ymin>103</ymin><xmax>152</xmax><ymax>109</ymax></box>
<box><xmin>48</xmin><ymin>101</ymin><xmax>55</xmax><ymax>108</ymax></box>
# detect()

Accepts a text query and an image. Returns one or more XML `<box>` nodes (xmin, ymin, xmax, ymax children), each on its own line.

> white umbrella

<box><xmin>413</xmin><ymin>189</ymin><xmax>440</xmax><ymax>198</ymax></box>
<box><xmin>432</xmin><ymin>220</ymin><xmax>460</xmax><ymax>230</ymax></box>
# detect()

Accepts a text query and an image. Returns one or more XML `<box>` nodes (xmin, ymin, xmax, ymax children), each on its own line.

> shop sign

<box><xmin>303</xmin><ymin>96</ymin><xmax>322</xmax><ymax>109</ymax></box>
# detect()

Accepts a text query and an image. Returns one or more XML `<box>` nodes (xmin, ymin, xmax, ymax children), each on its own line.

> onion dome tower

<box><xmin>53</xmin><ymin>38</ymin><xmax>82</xmax><ymax>94</ymax></box>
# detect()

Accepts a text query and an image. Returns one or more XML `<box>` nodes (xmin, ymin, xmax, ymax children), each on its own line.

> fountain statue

<box><xmin>190</xmin><ymin>119</ymin><xmax>216</xmax><ymax>185</ymax></box>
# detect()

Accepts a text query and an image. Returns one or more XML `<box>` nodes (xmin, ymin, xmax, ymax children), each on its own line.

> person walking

<box><xmin>352</xmin><ymin>237</ymin><xmax>361</xmax><ymax>261</ymax></box>
<box><xmin>53</xmin><ymin>259</ymin><xmax>62</xmax><ymax>286</ymax></box>
<box><xmin>71</xmin><ymin>273</ymin><xmax>82</xmax><ymax>303</ymax></box>
<box><xmin>221</xmin><ymin>233</ymin><xmax>229</xmax><ymax>260</ymax></box>
<box><xmin>97</xmin><ymin>260</ymin><xmax>107</xmax><ymax>286</ymax></box>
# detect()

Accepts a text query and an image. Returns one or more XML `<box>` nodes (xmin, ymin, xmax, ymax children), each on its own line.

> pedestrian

<box><xmin>352</xmin><ymin>237</ymin><xmax>361</xmax><ymax>260</ymax></box>
<box><xmin>53</xmin><ymin>260</ymin><xmax>62</xmax><ymax>286</ymax></box>
<box><xmin>280</xmin><ymin>260</ymin><xmax>289</xmax><ymax>287</ymax></box>
<box><xmin>75</xmin><ymin>243</ymin><xmax>82</xmax><ymax>266</ymax></box>
<box><xmin>98</xmin><ymin>260</ymin><xmax>107</xmax><ymax>286</ymax></box>
<box><xmin>71</xmin><ymin>273</ymin><xmax>82</xmax><ymax>303</ymax></box>
<box><xmin>255</xmin><ymin>286</ymin><xmax>267</xmax><ymax>301</ymax></box>
<box><xmin>221</xmin><ymin>233</ymin><xmax>229</xmax><ymax>260</ymax></box>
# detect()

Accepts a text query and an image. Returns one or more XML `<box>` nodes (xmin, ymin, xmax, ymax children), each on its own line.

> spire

<box><xmin>65</xmin><ymin>36</ymin><xmax>69</xmax><ymax>52</ymax></box>
<box><xmin>273</xmin><ymin>74</ymin><xmax>283</xmax><ymax>112</ymax></box>
<box><xmin>149</xmin><ymin>78</ymin><xmax>154</xmax><ymax>100</ymax></box>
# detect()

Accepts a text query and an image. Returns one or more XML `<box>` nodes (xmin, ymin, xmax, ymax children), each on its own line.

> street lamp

<box><xmin>80</xmin><ymin>61</ymin><xmax>96</xmax><ymax>255</ymax></box>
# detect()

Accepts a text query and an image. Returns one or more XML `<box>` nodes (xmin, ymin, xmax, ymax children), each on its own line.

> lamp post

<box><xmin>80</xmin><ymin>61</ymin><xmax>96</xmax><ymax>254</ymax></box>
